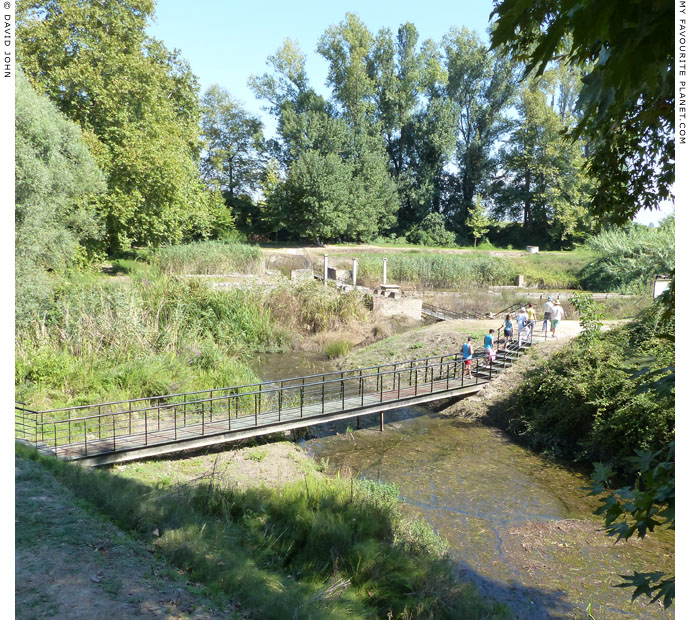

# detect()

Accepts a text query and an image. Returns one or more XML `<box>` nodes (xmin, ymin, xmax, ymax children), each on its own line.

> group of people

<box><xmin>460</xmin><ymin>296</ymin><xmax>566</xmax><ymax>379</ymax></box>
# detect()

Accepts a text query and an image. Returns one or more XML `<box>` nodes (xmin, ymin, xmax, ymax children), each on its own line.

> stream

<box><xmin>251</xmin><ymin>340</ymin><xmax>673</xmax><ymax>619</ymax></box>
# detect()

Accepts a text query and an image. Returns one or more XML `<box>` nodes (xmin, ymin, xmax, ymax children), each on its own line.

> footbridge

<box><xmin>15</xmin><ymin>330</ymin><xmax>533</xmax><ymax>467</ymax></box>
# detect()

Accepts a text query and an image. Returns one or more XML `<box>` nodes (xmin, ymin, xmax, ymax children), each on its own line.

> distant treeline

<box><xmin>17</xmin><ymin>1</ymin><xmax>599</xmax><ymax>258</ymax></box>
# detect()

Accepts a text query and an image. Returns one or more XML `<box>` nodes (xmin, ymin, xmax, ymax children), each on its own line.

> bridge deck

<box><xmin>17</xmin><ymin>335</ymin><xmax>531</xmax><ymax>466</ymax></box>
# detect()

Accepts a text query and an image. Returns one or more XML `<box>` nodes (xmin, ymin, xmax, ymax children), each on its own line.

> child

<box><xmin>461</xmin><ymin>336</ymin><xmax>474</xmax><ymax>379</ymax></box>
<box><xmin>504</xmin><ymin>314</ymin><xmax>513</xmax><ymax>344</ymax></box>
<box><xmin>484</xmin><ymin>329</ymin><xmax>496</xmax><ymax>365</ymax></box>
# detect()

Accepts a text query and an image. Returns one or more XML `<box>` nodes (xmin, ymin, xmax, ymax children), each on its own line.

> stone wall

<box><xmin>372</xmin><ymin>294</ymin><xmax>422</xmax><ymax>320</ymax></box>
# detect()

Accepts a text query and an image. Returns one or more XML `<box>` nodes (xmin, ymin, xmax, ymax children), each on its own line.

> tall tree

<box><xmin>200</xmin><ymin>85</ymin><xmax>266</xmax><ymax>230</ymax></box>
<box><xmin>490</xmin><ymin>0</ymin><xmax>673</xmax><ymax>225</ymax></box>
<box><xmin>370</xmin><ymin>26</ymin><xmax>456</xmax><ymax>230</ymax></box>
<box><xmin>17</xmin><ymin>0</ymin><xmax>221</xmax><ymax>250</ymax></box>
<box><xmin>15</xmin><ymin>68</ymin><xmax>105</xmax><ymax>327</ymax></box>
<box><xmin>490</xmin><ymin>78</ymin><xmax>592</xmax><ymax>247</ymax></box>
<box><xmin>442</xmin><ymin>27</ymin><xmax>519</xmax><ymax>233</ymax></box>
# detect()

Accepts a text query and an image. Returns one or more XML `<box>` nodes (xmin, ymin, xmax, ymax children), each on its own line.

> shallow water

<box><xmin>252</xmin><ymin>348</ymin><xmax>673</xmax><ymax>619</ymax></box>
<box><xmin>305</xmin><ymin>408</ymin><xmax>674</xmax><ymax>620</ymax></box>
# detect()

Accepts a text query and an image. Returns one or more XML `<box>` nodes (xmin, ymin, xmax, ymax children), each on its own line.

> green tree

<box><xmin>405</xmin><ymin>213</ymin><xmax>456</xmax><ymax>247</ymax></box>
<box><xmin>490</xmin><ymin>78</ymin><xmax>592</xmax><ymax>247</ymax></box>
<box><xmin>15</xmin><ymin>68</ymin><xmax>106</xmax><ymax>327</ymax></box>
<box><xmin>466</xmin><ymin>195</ymin><xmax>491</xmax><ymax>247</ymax></box>
<box><xmin>370</xmin><ymin>25</ymin><xmax>457</xmax><ymax>230</ymax></box>
<box><xmin>17</xmin><ymin>0</ymin><xmax>219</xmax><ymax>250</ymax></box>
<box><xmin>270</xmin><ymin>151</ymin><xmax>352</xmax><ymax>244</ymax></box>
<box><xmin>490</xmin><ymin>0</ymin><xmax>673</xmax><ymax>225</ymax></box>
<box><xmin>200</xmin><ymin>85</ymin><xmax>266</xmax><ymax>231</ymax></box>
<box><xmin>442</xmin><ymin>28</ymin><xmax>518</xmax><ymax>233</ymax></box>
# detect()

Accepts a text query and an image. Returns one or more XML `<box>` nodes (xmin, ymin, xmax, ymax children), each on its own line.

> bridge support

<box><xmin>356</xmin><ymin>415</ymin><xmax>360</xmax><ymax>430</ymax></box>
<box><xmin>379</xmin><ymin>411</ymin><xmax>384</xmax><ymax>432</ymax></box>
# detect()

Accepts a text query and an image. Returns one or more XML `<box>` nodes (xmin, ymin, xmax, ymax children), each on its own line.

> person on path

<box><xmin>527</xmin><ymin>303</ymin><xmax>537</xmax><ymax>334</ymax></box>
<box><xmin>542</xmin><ymin>296</ymin><xmax>555</xmax><ymax>333</ymax></box>
<box><xmin>484</xmin><ymin>329</ymin><xmax>496</xmax><ymax>367</ymax></box>
<box><xmin>504</xmin><ymin>314</ymin><xmax>513</xmax><ymax>345</ymax></box>
<box><xmin>550</xmin><ymin>300</ymin><xmax>565</xmax><ymax>338</ymax></box>
<box><xmin>516</xmin><ymin>307</ymin><xmax>528</xmax><ymax>347</ymax></box>
<box><xmin>462</xmin><ymin>336</ymin><xmax>474</xmax><ymax>379</ymax></box>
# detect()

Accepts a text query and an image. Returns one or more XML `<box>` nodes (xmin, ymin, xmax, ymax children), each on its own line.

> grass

<box><xmin>150</xmin><ymin>240</ymin><xmax>264</xmax><ymax>275</ymax></box>
<box><xmin>16</xmin><ymin>443</ymin><xmax>511</xmax><ymax>620</ymax></box>
<box><xmin>323</xmin><ymin>338</ymin><xmax>353</xmax><ymax>359</ymax></box>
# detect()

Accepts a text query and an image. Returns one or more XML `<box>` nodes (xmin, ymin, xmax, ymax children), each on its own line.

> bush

<box><xmin>580</xmin><ymin>221</ymin><xmax>674</xmax><ymax>293</ymax></box>
<box><xmin>492</xmin><ymin>303</ymin><xmax>674</xmax><ymax>472</ymax></box>
<box><xmin>405</xmin><ymin>213</ymin><xmax>457</xmax><ymax>247</ymax></box>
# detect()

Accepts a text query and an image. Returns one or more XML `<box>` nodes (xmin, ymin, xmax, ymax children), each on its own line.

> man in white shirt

<box><xmin>550</xmin><ymin>300</ymin><xmax>565</xmax><ymax>338</ymax></box>
<box><xmin>542</xmin><ymin>296</ymin><xmax>555</xmax><ymax>333</ymax></box>
<box><xmin>517</xmin><ymin>307</ymin><xmax>529</xmax><ymax>347</ymax></box>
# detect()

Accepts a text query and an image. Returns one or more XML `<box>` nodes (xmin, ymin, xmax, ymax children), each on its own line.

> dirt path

<box><xmin>15</xmin><ymin>456</ymin><xmax>244</xmax><ymax>620</ymax></box>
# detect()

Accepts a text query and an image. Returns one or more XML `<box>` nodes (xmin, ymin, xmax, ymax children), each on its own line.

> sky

<box><xmin>146</xmin><ymin>0</ymin><xmax>496</xmax><ymax>135</ymax></box>
<box><xmin>146</xmin><ymin>0</ymin><xmax>674</xmax><ymax>225</ymax></box>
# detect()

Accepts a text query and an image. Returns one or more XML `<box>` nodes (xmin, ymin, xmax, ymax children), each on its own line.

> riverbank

<box><xmin>16</xmin><ymin>439</ymin><xmax>511</xmax><ymax>619</ymax></box>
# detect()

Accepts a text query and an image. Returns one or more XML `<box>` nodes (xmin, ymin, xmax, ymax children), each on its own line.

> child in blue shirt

<box><xmin>484</xmin><ymin>329</ymin><xmax>496</xmax><ymax>364</ymax></box>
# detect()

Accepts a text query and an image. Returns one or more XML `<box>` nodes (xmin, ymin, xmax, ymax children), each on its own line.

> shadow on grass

<box><xmin>15</xmin><ymin>438</ymin><xmax>589</xmax><ymax>620</ymax></box>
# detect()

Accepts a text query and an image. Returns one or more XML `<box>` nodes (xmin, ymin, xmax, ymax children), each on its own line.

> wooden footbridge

<box><xmin>15</xmin><ymin>326</ymin><xmax>533</xmax><ymax>467</ymax></box>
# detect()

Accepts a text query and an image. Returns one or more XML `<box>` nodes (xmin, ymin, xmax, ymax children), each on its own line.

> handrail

<box><xmin>15</xmin><ymin>333</ymin><xmax>536</xmax><ymax>460</ymax></box>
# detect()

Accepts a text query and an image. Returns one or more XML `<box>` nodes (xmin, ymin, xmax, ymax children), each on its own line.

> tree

<box><xmin>490</xmin><ymin>77</ymin><xmax>592</xmax><ymax>248</ymax></box>
<box><xmin>442</xmin><ymin>28</ymin><xmax>519</xmax><ymax>233</ymax></box>
<box><xmin>490</xmin><ymin>0</ymin><xmax>673</xmax><ymax>225</ymax></box>
<box><xmin>17</xmin><ymin>0</ymin><xmax>220</xmax><ymax>250</ymax></box>
<box><xmin>201</xmin><ymin>85</ymin><xmax>265</xmax><ymax>200</ymax></box>
<box><xmin>405</xmin><ymin>213</ymin><xmax>456</xmax><ymax>247</ymax></box>
<box><xmin>15</xmin><ymin>68</ymin><xmax>106</xmax><ymax>327</ymax></box>
<box><xmin>271</xmin><ymin>151</ymin><xmax>352</xmax><ymax>244</ymax></box>
<box><xmin>466</xmin><ymin>195</ymin><xmax>491</xmax><ymax>247</ymax></box>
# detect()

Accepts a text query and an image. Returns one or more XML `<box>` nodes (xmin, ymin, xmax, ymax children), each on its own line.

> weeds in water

<box><xmin>17</xmin><ymin>444</ymin><xmax>510</xmax><ymax>620</ymax></box>
<box><xmin>324</xmin><ymin>339</ymin><xmax>353</xmax><ymax>359</ymax></box>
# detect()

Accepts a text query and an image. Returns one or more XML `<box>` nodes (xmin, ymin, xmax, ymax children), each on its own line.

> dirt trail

<box><xmin>15</xmin><ymin>457</ymin><xmax>243</xmax><ymax>620</ymax></box>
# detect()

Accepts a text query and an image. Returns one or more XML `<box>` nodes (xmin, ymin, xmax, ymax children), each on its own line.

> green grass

<box><xmin>16</xmin><ymin>443</ymin><xmax>511</xmax><ymax>620</ymax></box>
<box><xmin>324</xmin><ymin>339</ymin><xmax>353</xmax><ymax>359</ymax></box>
<box><xmin>150</xmin><ymin>240</ymin><xmax>263</xmax><ymax>275</ymax></box>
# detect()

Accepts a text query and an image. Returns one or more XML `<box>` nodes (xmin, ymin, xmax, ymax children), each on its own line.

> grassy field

<box><xmin>16</xmin><ymin>441</ymin><xmax>511</xmax><ymax>620</ymax></box>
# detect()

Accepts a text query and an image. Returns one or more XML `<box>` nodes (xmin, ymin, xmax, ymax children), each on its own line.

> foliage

<box><xmin>15</xmin><ymin>68</ymin><xmax>106</xmax><ymax>328</ymax></box>
<box><xmin>490</xmin><ymin>0</ymin><xmax>674</xmax><ymax>225</ymax></box>
<box><xmin>490</xmin><ymin>76</ymin><xmax>593</xmax><ymax>247</ymax></box>
<box><xmin>569</xmin><ymin>292</ymin><xmax>603</xmax><ymax>342</ymax></box>
<box><xmin>441</xmin><ymin>27</ymin><xmax>519</xmax><ymax>233</ymax></box>
<box><xmin>324</xmin><ymin>339</ymin><xmax>353</xmax><ymax>359</ymax></box>
<box><xmin>588</xmin><ymin>442</ymin><xmax>674</xmax><ymax>607</ymax></box>
<box><xmin>17</xmin><ymin>0</ymin><xmax>220</xmax><ymax>250</ymax></box>
<box><xmin>355</xmin><ymin>253</ymin><xmax>516</xmax><ymax>288</ymax></box>
<box><xmin>580</xmin><ymin>220</ymin><xmax>675</xmax><ymax>294</ymax></box>
<box><xmin>405</xmin><ymin>213</ymin><xmax>456</xmax><ymax>247</ymax></box>
<box><xmin>466</xmin><ymin>195</ymin><xmax>492</xmax><ymax>246</ymax></box>
<box><xmin>17</xmin><ymin>444</ymin><xmax>510</xmax><ymax>619</ymax></box>
<box><xmin>492</xmin><ymin>304</ymin><xmax>674</xmax><ymax>472</ymax></box>
<box><xmin>150</xmin><ymin>241</ymin><xmax>263</xmax><ymax>275</ymax></box>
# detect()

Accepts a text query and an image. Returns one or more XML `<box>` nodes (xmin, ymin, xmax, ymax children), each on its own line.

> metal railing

<box><xmin>15</xmin><ymin>335</ymin><xmax>533</xmax><ymax>461</ymax></box>
<box><xmin>421</xmin><ymin>304</ymin><xmax>486</xmax><ymax>321</ymax></box>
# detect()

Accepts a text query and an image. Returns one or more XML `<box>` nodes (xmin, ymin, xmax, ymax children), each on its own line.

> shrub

<box><xmin>580</xmin><ymin>221</ymin><xmax>674</xmax><ymax>293</ymax></box>
<box><xmin>492</xmin><ymin>303</ymin><xmax>674</xmax><ymax>472</ymax></box>
<box><xmin>405</xmin><ymin>213</ymin><xmax>457</xmax><ymax>247</ymax></box>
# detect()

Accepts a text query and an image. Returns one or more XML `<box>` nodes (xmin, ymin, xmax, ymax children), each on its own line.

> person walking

<box><xmin>550</xmin><ymin>299</ymin><xmax>565</xmax><ymax>338</ymax></box>
<box><xmin>504</xmin><ymin>314</ymin><xmax>513</xmax><ymax>345</ymax></box>
<box><xmin>462</xmin><ymin>336</ymin><xmax>474</xmax><ymax>379</ymax></box>
<box><xmin>516</xmin><ymin>307</ymin><xmax>528</xmax><ymax>347</ymax></box>
<box><xmin>542</xmin><ymin>296</ymin><xmax>555</xmax><ymax>333</ymax></box>
<box><xmin>526</xmin><ymin>303</ymin><xmax>537</xmax><ymax>336</ymax></box>
<box><xmin>484</xmin><ymin>329</ymin><xmax>496</xmax><ymax>367</ymax></box>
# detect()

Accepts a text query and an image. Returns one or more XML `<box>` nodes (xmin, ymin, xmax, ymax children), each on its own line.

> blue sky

<box><xmin>147</xmin><ymin>0</ymin><xmax>496</xmax><ymax>133</ymax></box>
<box><xmin>146</xmin><ymin>0</ymin><xmax>674</xmax><ymax>224</ymax></box>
